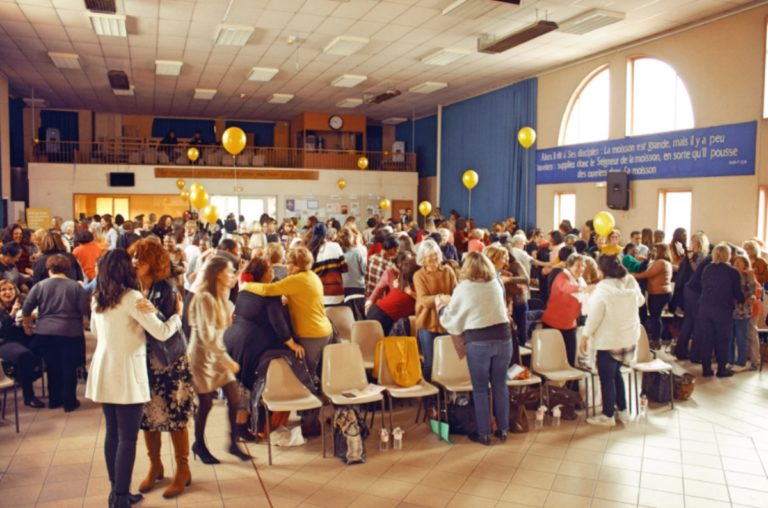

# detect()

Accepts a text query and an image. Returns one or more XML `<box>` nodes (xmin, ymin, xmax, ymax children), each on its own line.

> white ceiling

<box><xmin>0</xmin><ymin>0</ymin><xmax>759</xmax><ymax>122</ymax></box>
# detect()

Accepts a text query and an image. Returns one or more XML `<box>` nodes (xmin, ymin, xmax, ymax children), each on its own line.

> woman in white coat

<box><xmin>86</xmin><ymin>250</ymin><xmax>182</xmax><ymax>508</ymax></box>
<box><xmin>579</xmin><ymin>255</ymin><xmax>645</xmax><ymax>427</ymax></box>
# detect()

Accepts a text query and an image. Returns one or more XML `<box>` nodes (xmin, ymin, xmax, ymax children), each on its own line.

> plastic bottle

<box><xmin>639</xmin><ymin>395</ymin><xmax>648</xmax><ymax>418</ymax></box>
<box><xmin>535</xmin><ymin>405</ymin><xmax>547</xmax><ymax>429</ymax></box>
<box><xmin>552</xmin><ymin>405</ymin><xmax>562</xmax><ymax>427</ymax></box>
<box><xmin>379</xmin><ymin>428</ymin><xmax>390</xmax><ymax>451</ymax></box>
<box><xmin>392</xmin><ymin>427</ymin><xmax>404</xmax><ymax>450</ymax></box>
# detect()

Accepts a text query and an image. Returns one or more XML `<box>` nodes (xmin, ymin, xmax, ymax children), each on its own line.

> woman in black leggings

<box><xmin>85</xmin><ymin>251</ymin><xmax>183</xmax><ymax>508</ymax></box>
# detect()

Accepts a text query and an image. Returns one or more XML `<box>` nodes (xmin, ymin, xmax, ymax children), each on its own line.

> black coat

<box><xmin>31</xmin><ymin>252</ymin><xmax>84</xmax><ymax>286</ymax></box>
<box><xmin>698</xmin><ymin>263</ymin><xmax>744</xmax><ymax>320</ymax></box>
<box><xmin>146</xmin><ymin>279</ymin><xmax>187</xmax><ymax>366</ymax></box>
<box><xmin>224</xmin><ymin>292</ymin><xmax>293</xmax><ymax>388</ymax></box>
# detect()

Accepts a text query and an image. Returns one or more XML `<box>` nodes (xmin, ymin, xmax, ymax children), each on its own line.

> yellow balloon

<box><xmin>189</xmin><ymin>182</ymin><xmax>203</xmax><ymax>194</ymax></box>
<box><xmin>190</xmin><ymin>188</ymin><xmax>210</xmax><ymax>209</ymax></box>
<box><xmin>202</xmin><ymin>204</ymin><xmax>219</xmax><ymax>225</ymax></box>
<box><xmin>337</xmin><ymin>178</ymin><xmax>346</xmax><ymax>190</ymax></box>
<box><xmin>180</xmin><ymin>190</ymin><xmax>190</xmax><ymax>200</ymax></box>
<box><xmin>187</xmin><ymin>147</ymin><xmax>199</xmax><ymax>162</ymax></box>
<box><xmin>222</xmin><ymin>127</ymin><xmax>247</xmax><ymax>156</ymax></box>
<box><xmin>175</xmin><ymin>178</ymin><xmax>186</xmax><ymax>190</ymax></box>
<box><xmin>418</xmin><ymin>201</ymin><xmax>432</xmax><ymax>217</ymax></box>
<box><xmin>357</xmin><ymin>156</ymin><xmax>369</xmax><ymax>170</ymax></box>
<box><xmin>379</xmin><ymin>198</ymin><xmax>391</xmax><ymax>211</ymax></box>
<box><xmin>517</xmin><ymin>126</ymin><xmax>536</xmax><ymax>149</ymax></box>
<box><xmin>593</xmin><ymin>211</ymin><xmax>616</xmax><ymax>237</ymax></box>
<box><xmin>462</xmin><ymin>170</ymin><xmax>479</xmax><ymax>190</ymax></box>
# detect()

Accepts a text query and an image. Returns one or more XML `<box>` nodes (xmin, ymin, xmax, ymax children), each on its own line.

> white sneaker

<box><xmin>586</xmin><ymin>414</ymin><xmax>616</xmax><ymax>427</ymax></box>
<box><xmin>616</xmin><ymin>410</ymin><xmax>632</xmax><ymax>424</ymax></box>
<box><xmin>731</xmin><ymin>365</ymin><xmax>749</xmax><ymax>373</ymax></box>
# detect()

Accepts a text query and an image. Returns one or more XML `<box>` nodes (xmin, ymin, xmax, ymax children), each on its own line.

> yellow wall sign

<box><xmin>26</xmin><ymin>208</ymin><xmax>52</xmax><ymax>230</ymax></box>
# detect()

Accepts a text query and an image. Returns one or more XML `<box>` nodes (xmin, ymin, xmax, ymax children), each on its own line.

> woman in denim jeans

<box><xmin>439</xmin><ymin>252</ymin><xmax>512</xmax><ymax>445</ymax></box>
<box><xmin>730</xmin><ymin>254</ymin><xmax>756</xmax><ymax>371</ymax></box>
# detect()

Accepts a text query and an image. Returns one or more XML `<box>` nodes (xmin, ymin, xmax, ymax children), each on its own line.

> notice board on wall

<box><xmin>284</xmin><ymin>194</ymin><xmax>389</xmax><ymax>227</ymax></box>
<box><xmin>26</xmin><ymin>207</ymin><xmax>52</xmax><ymax>230</ymax></box>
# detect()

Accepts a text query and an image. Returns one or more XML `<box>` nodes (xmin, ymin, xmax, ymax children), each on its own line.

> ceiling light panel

<box><xmin>194</xmin><ymin>88</ymin><xmax>217</xmax><ymax>100</ymax></box>
<box><xmin>323</xmin><ymin>35</ymin><xmax>369</xmax><ymax>56</ymax></box>
<box><xmin>89</xmin><ymin>13</ymin><xmax>127</xmax><ymax>37</ymax></box>
<box><xmin>155</xmin><ymin>60</ymin><xmax>183</xmax><ymax>76</ymax></box>
<box><xmin>113</xmin><ymin>85</ymin><xmax>134</xmax><ymax>96</ymax></box>
<box><xmin>215</xmin><ymin>24</ymin><xmax>254</xmax><ymax>46</ymax></box>
<box><xmin>421</xmin><ymin>48</ymin><xmax>471</xmax><ymax>66</ymax></box>
<box><xmin>268</xmin><ymin>93</ymin><xmax>294</xmax><ymax>104</ymax></box>
<box><xmin>559</xmin><ymin>9</ymin><xmax>625</xmax><ymax>35</ymax></box>
<box><xmin>409</xmin><ymin>81</ymin><xmax>448</xmax><ymax>94</ymax></box>
<box><xmin>336</xmin><ymin>98</ymin><xmax>363</xmax><ymax>108</ymax></box>
<box><xmin>442</xmin><ymin>0</ymin><xmax>499</xmax><ymax>19</ymax></box>
<box><xmin>247</xmin><ymin>67</ymin><xmax>279</xmax><ymax>82</ymax></box>
<box><xmin>381</xmin><ymin>117</ymin><xmax>408</xmax><ymax>125</ymax></box>
<box><xmin>48</xmin><ymin>52</ymin><xmax>81</xmax><ymax>69</ymax></box>
<box><xmin>332</xmin><ymin>74</ymin><xmax>367</xmax><ymax>88</ymax></box>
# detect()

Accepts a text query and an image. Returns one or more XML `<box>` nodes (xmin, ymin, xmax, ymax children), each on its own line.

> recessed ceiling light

<box><xmin>421</xmin><ymin>48</ymin><xmax>470</xmax><ymax>66</ymax></box>
<box><xmin>215</xmin><ymin>24</ymin><xmax>254</xmax><ymax>46</ymax></box>
<box><xmin>332</xmin><ymin>74</ymin><xmax>367</xmax><ymax>88</ymax></box>
<box><xmin>113</xmin><ymin>85</ymin><xmax>134</xmax><ymax>96</ymax></box>
<box><xmin>48</xmin><ymin>52</ymin><xmax>81</xmax><ymax>69</ymax></box>
<box><xmin>194</xmin><ymin>88</ymin><xmax>216</xmax><ymax>100</ymax></box>
<box><xmin>381</xmin><ymin>117</ymin><xmax>408</xmax><ymax>125</ymax></box>
<box><xmin>559</xmin><ymin>9</ymin><xmax>625</xmax><ymax>35</ymax></box>
<box><xmin>268</xmin><ymin>93</ymin><xmax>294</xmax><ymax>104</ymax></box>
<box><xmin>409</xmin><ymin>81</ymin><xmax>448</xmax><ymax>94</ymax></box>
<box><xmin>323</xmin><ymin>35</ymin><xmax>369</xmax><ymax>56</ymax></box>
<box><xmin>155</xmin><ymin>60</ymin><xmax>183</xmax><ymax>76</ymax></box>
<box><xmin>247</xmin><ymin>67</ymin><xmax>279</xmax><ymax>82</ymax></box>
<box><xmin>336</xmin><ymin>98</ymin><xmax>363</xmax><ymax>108</ymax></box>
<box><xmin>89</xmin><ymin>13</ymin><xmax>127</xmax><ymax>37</ymax></box>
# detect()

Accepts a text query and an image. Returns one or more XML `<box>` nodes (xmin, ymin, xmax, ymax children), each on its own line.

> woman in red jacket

<box><xmin>541</xmin><ymin>253</ymin><xmax>590</xmax><ymax>366</ymax></box>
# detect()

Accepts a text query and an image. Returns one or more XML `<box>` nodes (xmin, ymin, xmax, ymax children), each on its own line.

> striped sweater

<box><xmin>313</xmin><ymin>241</ymin><xmax>349</xmax><ymax>305</ymax></box>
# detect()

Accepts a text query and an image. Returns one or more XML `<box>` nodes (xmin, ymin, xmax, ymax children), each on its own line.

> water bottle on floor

<box><xmin>552</xmin><ymin>405</ymin><xmax>562</xmax><ymax>426</ymax></box>
<box><xmin>392</xmin><ymin>427</ymin><xmax>404</xmax><ymax>450</ymax></box>
<box><xmin>639</xmin><ymin>395</ymin><xmax>648</xmax><ymax>418</ymax></box>
<box><xmin>379</xmin><ymin>428</ymin><xmax>390</xmax><ymax>451</ymax></box>
<box><xmin>535</xmin><ymin>405</ymin><xmax>547</xmax><ymax>429</ymax></box>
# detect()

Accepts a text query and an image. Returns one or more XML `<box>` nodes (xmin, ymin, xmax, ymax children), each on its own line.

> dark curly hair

<box><xmin>242</xmin><ymin>256</ymin><xmax>270</xmax><ymax>283</ymax></box>
<box><xmin>128</xmin><ymin>238</ymin><xmax>171</xmax><ymax>283</ymax></box>
<box><xmin>93</xmin><ymin>250</ymin><xmax>139</xmax><ymax>312</ymax></box>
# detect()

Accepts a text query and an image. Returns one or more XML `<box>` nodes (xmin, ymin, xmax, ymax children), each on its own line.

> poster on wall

<box><xmin>535</xmin><ymin>121</ymin><xmax>757</xmax><ymax>184</ymax></box>
<box><xmin>350</xmin><ymin>202</ymin><xmax>360</xmax><ymax>216</ymax></box>
<box><xmin>26</xmin><ymin>208</ymin><xmax>52</xmax><ymax>229</ymax></box>
<box><xmin>326</xmin><ymin>202</ymin><xmax>341</xmax><ymax>215</ymax></box>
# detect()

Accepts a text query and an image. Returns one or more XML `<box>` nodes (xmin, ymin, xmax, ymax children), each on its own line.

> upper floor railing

<box><xmin>28</xmin><ymin>139</ymin><xmax>417</xmax><ymax>172</ymax></box>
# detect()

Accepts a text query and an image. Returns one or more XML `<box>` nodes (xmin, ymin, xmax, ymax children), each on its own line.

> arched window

<box><xmin>628</xmin><ymin>57</ymin><xmax>694</xmax><ymax>135</ymax></box>
<box><xmin>560</xmin><ymin>66</ymin><xmax>610</xmax><ymax>146</ymax></box>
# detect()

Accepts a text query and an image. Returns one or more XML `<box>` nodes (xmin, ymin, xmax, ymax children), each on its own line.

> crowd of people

<box><xmin>0</xmin><ymin>206</ymin><xmax>764</xmax><ymax>506</ymax></box>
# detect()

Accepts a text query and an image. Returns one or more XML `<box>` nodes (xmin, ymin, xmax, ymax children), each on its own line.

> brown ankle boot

<box><xmin>138</xmin><ymin>431</ymin><xmax>164</xmax><ymax>493</ymax></box>
<box><xmin>163</xmin><ymin>427</ymin><xmax>192</xmax><ymax>499</ymax></box>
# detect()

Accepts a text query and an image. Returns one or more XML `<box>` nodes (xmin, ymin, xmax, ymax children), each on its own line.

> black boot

<box><xmin>191</xmin><ymin>441</ymin><xmax>220</xmax><ymax>465</ymax></box>
<box><xmin>229</xmin><ymin>438</ymin><xmax>251</xmax><ymax>461</ymax></box>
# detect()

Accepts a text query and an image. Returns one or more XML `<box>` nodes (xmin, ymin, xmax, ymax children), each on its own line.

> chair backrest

<box><xmin>351</xmin><ymin>320</ymin><xmax>384</xmax><ymax>364</ymax></box>
<box><xmin>408</xmin><ymin>315</ymin><xmax>416</xmax><ymax>336</ymax></box>
<box><xmin>636</xmin><ymin>326</ymin><xmax>653</xmax><ymax>363</ymax></box>
<box><xmin>532</xmin><ymin>328</ymin><xmax>571</xmax><ymax>372</ymax></box>
<box><xmin>321</xmin><ymin>343</ymin><xmax>369</xmax><ymax>394</ymax></box>
<box><xmin>326</xmin><ymin>306</ymin><xmax>355</xmax><ymax>341</ymax></box>
<box><xmin>431</xmin><ymin>335</ymin><xmax>470</xmax><ymax>384</ymax></box>
<box><xmin>263</xmin><ymin>358</ymin><xmax>313</xmax><ymax>403</ymax></box>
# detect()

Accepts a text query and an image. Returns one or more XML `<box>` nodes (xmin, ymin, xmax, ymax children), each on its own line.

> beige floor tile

<box><xmin>470</xmin><ymin>461</ymin><xmax>515</xmax><ymax>483</ymax></box>
<box><xmin>0</xmin><ymin>483</ymin><xmax>42</xmax><ymax>506</ymax></box>
<box><xmin>597</xmin><ymin>467</ymin><xmax>640</xmax><ymax>487</ymax></box>
<box><xmin>682</xmin><ymin>464</ymin><xmax>725</xmax><ymax>484</ymax></box>
<box><xmin>7</xmin><ymin>453</ymin><xmax>53</xmax><ymax>471</ymax></box>
<box><xmin>366</xmin><ymin>477</ymin><xmax>415</xmax><ymax>500</ymax></box>
<box><xmin>517</xmin><ymin>455</ymin><xmax>561</xmax><ymax>474</ymax></box>
<box><xmin>638</xmin><ymin>488</ymin><xmax>685</xmax><ymax>508</ymax></box>
<box><xmin>642</xmin><ymin>458</ymin><xmax>683</xmax><ymax>476</ymax></box>
<box><xmin>510</xmin><ymin>469</ymin><xmax>555</xmax><ymax>490</ymax></box>
<box><xmin>527</xmin><ymin>444</ymin><xmax>567</xmax><ymax>460</ymax></box>
<box><xmin>458</xmin><ymin>476</ymin><xmax>508</xmax><ymax>500</ymax></box>
<box><xmin>348</xmin><ymin>493</ymin><xmax>399</xmax><ymax>508</ymax></box>
<box><xmin>727</xmin><ymin>486</ymin><xmax>765</xmax><ymax>508</ymax></box>
<box><xmin>403</xmin><ymin>484</ymin><xmax>455</xmax><ymax>508</ymax></box>
<box><xmin>269</xmin><ymin>478</ymin><xmax>324</xmax><ymax>501</ymax></box>
<box><xmin>640</xmin><ymin>472</ymin><xmax>683</xmax><ymax>494</ymax></box>
<box><xmin>499</xmin><ymin>484</ymin><xmax>549</xmax><ymax>507</ymax></box>
<box><xmin>223</xmin><ymin>496</ymin><xmax>273</xmax><ymax>508</ymax></box>
<box><xmin>419</xmin><ymin>470</ymin><xmax>467</xmax><ymax>492</ymax></box>
<box><xmin>593</xmin><ymin>481</ymin><xmax>638</xmax><ymax>505</ymax></box>
<box><xmin>382</xmin><ymin>463</ymin><xmax>430</xmax><ymax>484</ymax></box>
<box><xmin>543</xmin><ymin>491</ymin><xmax>590</xmax><ymax>508</ymax></box>
<box><xmin>0</xmin><ymin>467</ymin><xmax>48</xmax><ymax>488</ymax></box>
<box><xmin>725</xmin><ymin>470</ymin><xmax>768</xmax><ymax>492</ymax></box>
<box><xmin>550</xmin><ymin>475</ymin><xmax>594</xmax><ymax>497</ymax></box>
<box><xmin>217</xmin><ymin>477</ymin><xmax>268</xmax><ymax>499</ymax></box>
<box><xmin>589</xmin><ymin>499</ymin><xmax>636</xmax><ymax>508</ymax></box>
<box><xmin>557</xmin><ymin>460</ymin><xmax>600</xmax><ymax>480</ymax></box>
<box><xmin>303</xmin><ymin>485</ymin><xmax>360</xmax><ymax>508</ymax></box>
<box><xmin>642</xmin><ymin>446</ymin><xmax>681</xmax><ymax>463</ymax></box>
<box><xmin>682</xmin><ymin>497</ymin><xmax>733</xmax><ymax>508</ymax></box>
<box><xmin>446</xmin><ymin>492</ymin><xmax>496</xmax><ymax>508</ymax></box>
<box><xmin>483</xmin><ymin>449</ymin><xmax>525</xmax><ymax>468</ymax></box>
<box><xmin>721</xmin><ymin>456</ymin><xmax>765</xmax><ymax>474</ymax></box>
<box><xmin>35</xmin><ymin>498</ymin><xmax>83</xmax><ymax>508</ymax></box>
<box><xmin>683</xmin><ymin>479</ymin><xmax>730</xmax><ymax>502</ymax></box>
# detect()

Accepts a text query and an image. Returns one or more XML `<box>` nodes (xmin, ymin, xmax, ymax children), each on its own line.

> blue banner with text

<box><xmin>536</xmin><ymin>121</ymin><xmax>756</xmax><ymax>184</ymax></box>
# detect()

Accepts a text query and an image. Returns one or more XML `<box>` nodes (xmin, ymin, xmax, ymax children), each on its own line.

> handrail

<box><xmin>28</xmin><ymin>140</ymin><xmax>417</xmax><ymax>172</ymax></box>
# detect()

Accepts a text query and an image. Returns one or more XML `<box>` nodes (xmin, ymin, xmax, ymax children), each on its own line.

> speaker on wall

<box><xmin>109</xmin><ymin>172</ymin><xmax>135</xmax><ymax>187</ymax></box>
<box><xmin>606</xmin><ymin>171</ymin><xmax>629</xmax><ymax>210</ymax></box>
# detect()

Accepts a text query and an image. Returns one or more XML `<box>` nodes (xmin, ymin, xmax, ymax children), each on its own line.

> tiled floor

<box><xmin>2</xmin><ymin>357</ymin><xmax>768</xmax><ymax>508</ymax></box>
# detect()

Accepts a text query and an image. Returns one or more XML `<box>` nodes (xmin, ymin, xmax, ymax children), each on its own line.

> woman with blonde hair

<box><xmin>439</xmin><ymin>252</ymin><xmax>513</xmax><ymax>445</ymax></box>
<box><xmin>741</xmin><ymin>239</ymin><xmax>765</xmax><ymax>368</ymax></box>
<box><xmin>730</xmin><ymin>254</ymin><xmax>756</xmax><ymax>371</ymax></box>
<box><xmin>188</xmin><ymin>256</ymin><xmax>248</xmax><ymax>463</ymax></box>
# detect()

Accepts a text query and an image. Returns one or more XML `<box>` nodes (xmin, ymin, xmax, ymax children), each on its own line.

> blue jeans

<box><xmin>596</xmin><ymin>351</ymin><xmax>626</xmax><ymax>418</ymax></box>
<box><xmin>465</xmin><ymin>340</ymin><xmax>513</xmax><ymax>437</ymax></box>
<box><xmin>418</xmin><ymin>329</ymin><xmax>441</xmax><ymax>382</ymax></box>
<box><xmin>731</xmin><ymin>318</ymin><xmax>749</xmax><ymax>366</ymax></box>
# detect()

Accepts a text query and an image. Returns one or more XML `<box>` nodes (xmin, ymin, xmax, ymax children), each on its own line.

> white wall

<box><xmin>536</xmin><ymin>5</ymin><xmax>768</xmax><ymax>243</ymax></box>
<box><xmin>28</xmin><ymin>163</ymin><xmax>418</xmax><ymax>223</ymax></box>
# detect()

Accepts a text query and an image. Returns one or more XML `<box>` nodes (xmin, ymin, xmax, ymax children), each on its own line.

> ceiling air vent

<box><xmin>84</xmin><ymin>0</ymin><xmax>116</xmax><ymax>13</ymax></box>
<box><xmin>559</xmin><ymin>9</ymin><xmax>625</xmax><ymax>35</ymax></box>
<box><xmin>107</xmin><ymin>70</ymin><xmax>130</xmax><ymax>90</ymax></box>
<box><xmin>478</xmin><ymin>20</ymin><xmax>558</xmax><ymax>53</ymax></box>
<box><xmin>442</xmin><ymin>0</ymin><xmax>520</xmax><ymax>19</ymax></box>
<box><xmin>365</xmin><ymin>89</ymin><xmax>401</xmax><ymax>104</ymax></box>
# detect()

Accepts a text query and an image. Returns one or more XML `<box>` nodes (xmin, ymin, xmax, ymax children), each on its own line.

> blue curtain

<box><xmin>396</xmin><ymin>115</ymin><xmax>437</xmax><ymax>178</ymax></box>
<box><xmin>152</xmin><ymin>118</ymin><xmax>215</xmax><ymax>142</ymax></box>
<box><xmin>440</xmin><ymin>78</ymin><xmax>537</xmax><ymax>229</ymax></box>
<box><xmin>366</xmin><ymin>125</ymin><xmax>382</xmax><ymax>152</ymax></box>
<box><xmin>40</xmin><ymin>110</ymin><xmax>79</xmax><ymax>141</ymax></box>
<box><xmin>225</xmin><ymin>121</ymin><xmax>274</xmax><ymax>147</ymax></box>
<box><xmin>9</xmin><ymin>99</ymin><xmax>24</xmax><ymax>167</ymax></box>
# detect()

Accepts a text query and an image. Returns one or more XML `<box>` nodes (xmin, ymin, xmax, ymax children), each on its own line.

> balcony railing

<box><xmin>29</xmin><ymin>140</ymin><xmax>417</xmax><ymax>172</ymax></box>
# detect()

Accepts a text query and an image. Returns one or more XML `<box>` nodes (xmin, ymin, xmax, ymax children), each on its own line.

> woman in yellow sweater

<box><xmin>241</xmin><ymin>246</ymin><xmax>332</xmax><ymax>379</ymax></box>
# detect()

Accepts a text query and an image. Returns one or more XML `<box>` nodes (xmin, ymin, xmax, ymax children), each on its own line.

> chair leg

<box><xmin>415</xmin><ymin>399</ymin><xmax>422</xmax><ymax>424</ymax></box>
<box><xmin>13</xmin><ymin>385</ymin><xmax>19</xmax><ymax>433</ymax></box>
<box><xmin>380</xmin><ymin>399</ymin><xmax>386</xmax><ymax>431</ymax></box>
<box><xmin>320</xmin><ymin>404</ymin><xmax>326</xmax><ymax>459</ymax></box>
<box><xmin>669</xmin><ymin>372</ymin><xmax>674</xmax><ymax>410</ymax></box>
<box><xmin>2</xmin><ymin>391</ymin><xmax>6</xmax><ymax>419</ymax></box>
<box><xmin>634</xmin><ymin>371</ymin><xmax>639</xmax><ymax>414</ymax></box>
<box><xmin>264</xmin><ymin>404</ymin><xmax>272</xmax><ymax>466</ymax></box>
<box><xmin>590</xmin><ymin>375</ymin><xmax>595</xmax><ymax>417</ymax></box>
<box><xmin>388</xmin><ymin>395</ymin><xmax>394</xmax><ymax>430</ymax></box>
<box><xmin>40</xmin><ymin>359</ymin><xmax>46</xmax><ymax>399</ymax></box>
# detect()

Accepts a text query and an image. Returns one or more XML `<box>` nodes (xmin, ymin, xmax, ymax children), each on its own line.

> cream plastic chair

<box><xmin>321</xmin><ymin>343</ymin><xmax>385</xmax><ymax>452</ymax></box>
<box><xmin>351</xmin><ymin>320</ymin><xmax>384</xmax><ymax>370</ymax></box>
<box><xmin>0</xmin><ymin>359</ymin><xmax>20</xmax><ymax>433</ymax></box>
<box><xmin>632</xmin><ymin>327</ymin><xmax>674</xmax><ymax>411</ymax></box>
<box><xmin>376</xmin><ymin>337</ymin><xmax>438</xmax><ymax>428</ymax></box>
<box><xmin>531</xmin><ymin>328</ymin><xmax>591</xmax><ymax>410</ymax></box>
<box><xmin>575</xmin><ymin>327</ymin><xmax>634</xmax><ymax>416</ymax></box>
<box><xmin>431</xmin><ymin>335</ymin><xmax>473</xmax><ymax>422</ymax></box>
<box><xmin>326</xmin><ymin>306</ymin><xmax>355</xmax><ymax>343</ymax></box>
<box><xmin>261</xmin><ymin>358</ymin><xmax>324</xmax><ymax>465</ymax></box>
